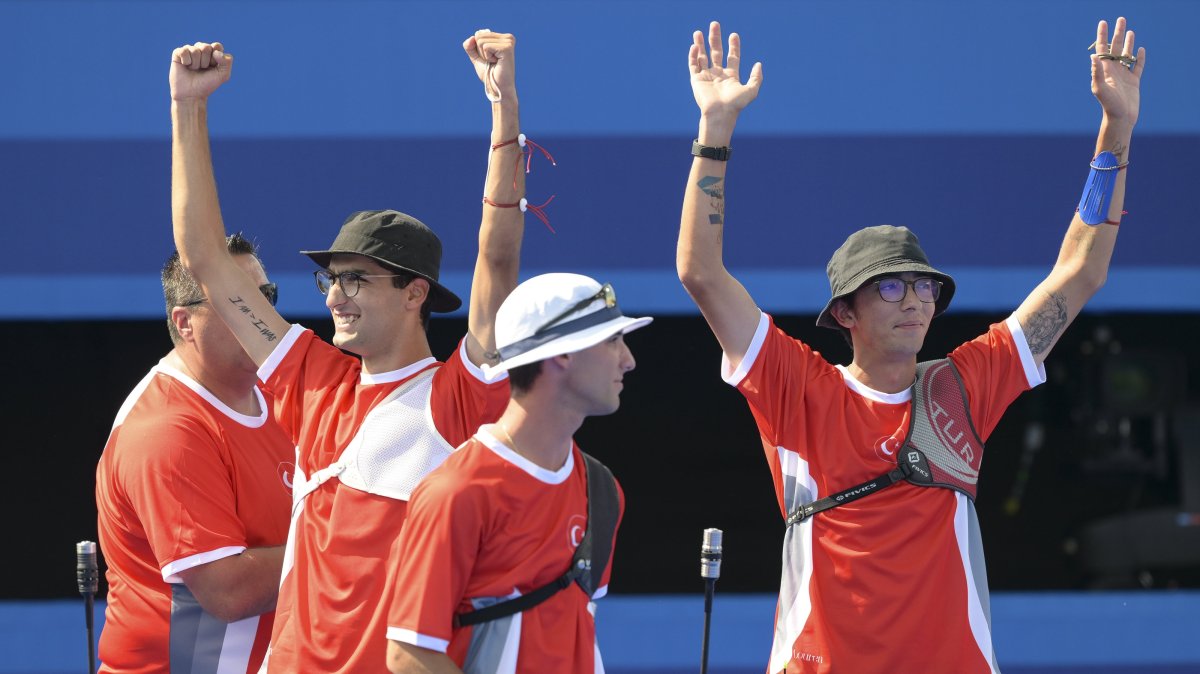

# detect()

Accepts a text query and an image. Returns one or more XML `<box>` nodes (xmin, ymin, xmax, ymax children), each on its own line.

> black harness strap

<box><xmin>786</xmin><ymin>463</ymin><xmax>911</xmax><ymax>526</ymax></box>
<box><xmin>454</xmin><ymin>452</ymin><xmax>619</xmax><ymax>628</ymax></box>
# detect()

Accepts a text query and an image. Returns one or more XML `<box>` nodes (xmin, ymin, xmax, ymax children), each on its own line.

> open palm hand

<box><xmin>689</xmin><ymin>22</ymin><xmax>763</xmax><ymax>121</ymax></box>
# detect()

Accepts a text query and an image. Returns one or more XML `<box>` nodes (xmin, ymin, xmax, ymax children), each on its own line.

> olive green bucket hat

<box><xmin>301</xmin><ymin>209</ymin><xmax>462</xmax><ymax>313</ymax></box>
<box><xmin>815</xmin><ymin>225</ymin><xmax>955</xmax><ymax>330</ymax></box>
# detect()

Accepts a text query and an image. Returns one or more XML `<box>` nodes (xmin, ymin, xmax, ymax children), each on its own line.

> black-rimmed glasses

<box><xmin>313</xmin><ymin>270</ymin><xmax>409</xmax><ymax>298</ymax></box>
<box><xmin>873</xmin><ymin>277</ymin><xmax>941</xmax><ymax>304</ymax></box>
<box><xmin>181</xmin><ymin>283</ymin><xmax>278</xmax><ymax>308</ymax></box>
<box><xmin>535</xmin><ymin>283</ymin><xmax>616</xmax><ymax>334</ymax></box>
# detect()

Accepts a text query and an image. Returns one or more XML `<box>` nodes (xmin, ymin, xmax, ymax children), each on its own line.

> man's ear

<box><xmin>830</xmin><ymin>297</ymin><xmax>856</xmax><ymax>330</ymax></box>
<box><xmin>404</xmin><ymin>278</ymin><xmax>430</xmax><ymax>308</ymax></box>
<box><xmin>545</xmin><ymin>352</ymin><xmax>572</xmax><ymax>375</ymax></box>
<box><xmin>171</xmin><ymin>306</ymin><xmax>195</xmax><ymax>343</ymax></box>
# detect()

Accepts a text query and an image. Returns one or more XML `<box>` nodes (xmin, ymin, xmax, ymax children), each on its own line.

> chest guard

<box><xmin>787</xmin><ymin>358</ymin><xmax>984</xmax><ymax>526</ymax></box>
<box><xmin>899</xmin><ymin>359</ymin><xmax>984</xmax><ymax>499</ymax></box>
<box><xmin>290</xmin><ymin>367</ymin><xmax>450</xmax><ymax>508</ymax></box>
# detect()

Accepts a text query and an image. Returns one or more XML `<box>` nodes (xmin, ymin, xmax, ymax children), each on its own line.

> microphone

<box><xmin>77</xmin><ymin>541</ymin><xmax>98</xmax><ymax>674</ymax></box>
<box><xmin>700</xmin><ymin>528</ymin><xmax>723</xmax><ymax>580</ymax></box>
<box><xmin>77</xmin><ymin>541</ymin><xmax>99</xmax><ymax>597</ymax></box>
<box><xmin>699</xmin><ymin>528</ymin><xmax>723</xmax><ymax>674</ymax></box>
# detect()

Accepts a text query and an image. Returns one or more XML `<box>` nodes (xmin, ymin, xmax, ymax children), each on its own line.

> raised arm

<box><xmin>170</xmin><ymin>42</ymin><xmax>289</xmax><ymax>367</ymax></box>
<box><xmin>676</xmin><ymin>22</ymin><xmax>764</xmax><ymax>367</ymax></box>
<box><xmin>1014</xmin><ymin>18</ymin><xmax>1145</xmax><ymax>367</ymax></box>
<box><xmin>462</xmin><ymin>31</ymin><xmax>525</xmax><ymax>367</ymax></box>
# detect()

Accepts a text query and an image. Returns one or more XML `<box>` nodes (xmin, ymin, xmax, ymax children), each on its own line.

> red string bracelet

<box><xmin>486</xmin><ymin>133</ymin><xmax>558</xmax><ymax>231</ymax></box>
<box><xmin>1075</xmin><ymin>207</ymin><xmax>1128</xmax><ymax>226</ymax></box>
<box><xmin>490</xmin><ymin>133</ymin><xmax>557</xmax><ymax>191</ymax></box>
<box><xmin>483</xmin><ymin>195</ymin><xmax>557</xmax><ymax>233</ymax></box>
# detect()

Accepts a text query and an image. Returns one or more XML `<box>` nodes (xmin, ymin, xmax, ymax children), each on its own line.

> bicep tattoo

<box><xmin>1022</xmin><ymin>290</ymin><xmax>1068</xmax><ymax>356</ymax></box>
<box><xmin>697</xmin><ymin>176</ymin><xmax>725</xmax><ymax>225</ymax></box>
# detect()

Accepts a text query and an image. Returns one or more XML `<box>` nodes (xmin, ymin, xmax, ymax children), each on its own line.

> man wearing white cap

<box><xmin>385</xmin><ymin>273</ymin><xmax>651</xmax><ymax>674</ymax></box>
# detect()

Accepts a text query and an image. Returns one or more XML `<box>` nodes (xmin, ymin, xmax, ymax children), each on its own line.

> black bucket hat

<box><xmin>816</xmin><ymin>225</ymin><xmax>955</xmax><ymax>330</ymax></box>
<box><xmin>301</xmin><ymin>210</ymin><xmax>462</xmax><ymax>313</ymax></box>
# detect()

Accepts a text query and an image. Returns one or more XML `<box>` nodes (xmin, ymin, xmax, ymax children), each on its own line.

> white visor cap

<box><xmin>482</xmin><ymin>273</ymin><xmax>652</xmax><ymax>379</ymax></box>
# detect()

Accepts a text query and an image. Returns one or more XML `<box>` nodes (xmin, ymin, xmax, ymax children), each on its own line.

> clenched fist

<box><xmin>170</xmin><ymin>41</ymin><xmax>233</xmax><ymax>102</ymax></box>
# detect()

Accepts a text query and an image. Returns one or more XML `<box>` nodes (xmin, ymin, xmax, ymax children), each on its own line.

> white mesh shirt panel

<box><xmin>337</xmin><ymin>368</ymin><xmax>455</xmax><ymax>501</ymax></box>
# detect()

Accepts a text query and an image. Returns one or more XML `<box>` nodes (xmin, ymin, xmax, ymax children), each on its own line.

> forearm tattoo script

<box><xmin>227</xmin><ymin>296</ymin><xmax>278</xmax><ymax>342</ymax></box>
<box><xmin>1023</xmin><ymin>291</ymin><xmax>1068</xmax><ymax>355</ymax></box>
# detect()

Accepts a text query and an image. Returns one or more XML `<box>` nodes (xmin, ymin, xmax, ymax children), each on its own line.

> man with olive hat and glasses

<box><xmin>170</xmin><ymin>30</ymin><xmax>533</xmax><ymax>672</ymax></box>
<box><xmin>676</xmin><ymin>18</ymin><xmax>1144</xmax><ymax>673</ymax></box>
<box><xmin>385</xmin><ymin>273</ymin><xmax>650</xmax><ymax>674</ymax></box>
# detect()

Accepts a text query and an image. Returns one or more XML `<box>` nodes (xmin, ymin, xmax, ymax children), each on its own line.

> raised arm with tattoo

<box><xmin>1014</xmin><ymin>17</ymin><xmax>1145</xmax><ymax>366</ymax></box>
<box><xmin>676</xmin><ymin>21</ymin><xmax>764</xmax><ymax>369</ymax></box>
<box><xmin>463</xmin><ymin>30</ymin><xmax>526</xmax><ymax>368</ymax></box>
<box><xmin>170</xmin><ymin>42</ymin><xmax>290</xmax><ymax>367</ymax></box>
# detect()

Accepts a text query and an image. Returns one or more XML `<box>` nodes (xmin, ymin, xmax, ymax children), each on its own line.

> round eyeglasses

<box><xmin>314</xmin><ymin>270</ymin><xmax>408</xmax><ymax>298</ymax></box>
<box><xmin>873</xmin><ymin>277</ymin><xmax>941</xmax><ymax>304</ymax></box>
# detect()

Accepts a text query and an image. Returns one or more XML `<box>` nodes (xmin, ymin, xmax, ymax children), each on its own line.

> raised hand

<box><xmin>170</xmin><ymin>42</ymin><xmax>233</xmax><ymax>102</ymax></box>
<box><xmin>463</xmin><ymin>30</ymin><xmax>517</xmax><ymax>102</ymax></box>
<box><xmin>1092</xmin><ymin>18</ymin><xmax>1145</xmax><ymax>126</ymax></box>
<box><xmin>689</xmin><ymin>22</ymin><xmax>763</xmax><ymax>123</ymax></box>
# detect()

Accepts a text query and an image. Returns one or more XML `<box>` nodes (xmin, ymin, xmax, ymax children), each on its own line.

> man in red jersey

<box><xmin>676</xmin><ymin>19</ymin><xmax>1144</xmax><ymax>674</ymax></box>
<box><xmin>170</xmin><ymin>30</ymin><xmax>530</xmax><ymax>671</ymax></box>
<box><xmin>385</xmin><ymin>273</ymin><xmax>651</xmax><ymax>674</ymax></box>
<box><xmin>96</xmin><ymin>236</ymin><xmax>292</xmax><ymax>674</ymax></box>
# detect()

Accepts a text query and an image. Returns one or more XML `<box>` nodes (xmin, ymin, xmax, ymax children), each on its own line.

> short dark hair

<box><xmin>162</xmin><ymin>232</ymin><xmax>260</xmax><ymax>345</ymax></box>
<box><xmin>390</xmin><ymin>271</ymin><xmax>433</xmax><ymax>330</ymax></box>
<box><xmin>507</xmin><ymin>360</ymin><xmax>545</xmax><ymax>395</ymax></box>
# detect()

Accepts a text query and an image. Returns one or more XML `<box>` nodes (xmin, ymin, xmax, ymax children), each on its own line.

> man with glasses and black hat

<box><xmin>96</xmin><ymin>235</ymin><xmax>293</xmax><ymax>674</ymax></box>
<box><xmin>170</xmin><ymin>30</ymin><xmax>532</xmax><ymax>672</ymax></box>
<box><xmin>384</xmin><ymin>273</ymin><xmax>650</xmax><ymax>674</ymax></box>
<box><xmin>676</xmin><ymin>18</ymin><xmax>1144</xmax><ymax>674</ymax></box>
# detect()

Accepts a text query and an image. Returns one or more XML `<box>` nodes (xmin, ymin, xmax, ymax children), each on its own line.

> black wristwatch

<box><xmin>691</xmin><ymin>140</ymin><xmax>732</xmax><ymax>161</ymax></box>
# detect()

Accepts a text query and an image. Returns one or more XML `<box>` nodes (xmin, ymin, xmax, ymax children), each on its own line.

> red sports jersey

<box><xmin>386</xmin><ymin>430</ymin><xmax>624</xmax><ymax>674</ymax></box>
<box><xmin>259</xmin><ymin>325</ymin><xmax>509</xmax><ymax>673</ymax></box>
<box><xmin>727</xmin><ymin>313</ymin><xmax>1044</xmax><ymax>674</ymax></box>
<box><xmin>96</xmin><ymin>361</ymin><xmax>293</xmax><ymax>674</ymax></box>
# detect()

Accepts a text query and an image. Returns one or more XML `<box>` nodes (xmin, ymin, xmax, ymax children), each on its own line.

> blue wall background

<box><xmin>6</xmin><ymin>594</ymin><xmax>1200</xmax><ymax>673</ymax></box>
<box><xmin>2</xmin><ymin>0</ymin><xmax>1196</xmax><ymax>319</ymax></box>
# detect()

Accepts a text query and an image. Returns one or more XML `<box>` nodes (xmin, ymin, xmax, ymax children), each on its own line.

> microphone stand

<box><xmin>699</xmin><ymin>528</ymin><xmax>722</xmax><ymax>674</ymax></box>
<box><xmin>77</xmin><ymin>541</ymin><xmax>98</xmax><ymax>674</ymax></box>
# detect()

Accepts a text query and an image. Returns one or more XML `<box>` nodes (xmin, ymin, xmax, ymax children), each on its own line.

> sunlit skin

<box><xmin>323</xmin><ymin>253</ymin><xmax>434</xmax><ymax>373</ymax></box>
<box><xmin>561</xmin><ymin>333</ymin><xmax>637</xmax><ymax>417</ymax></box>
<box><xmin>831</xmin><ymin>272</ymin><xmax>937</xmax><ymax>392</ymax></box>
<box><xmin>167</xmin><ymin>252</ymin><xmax>269</xmax><ymax>413</ymax></box>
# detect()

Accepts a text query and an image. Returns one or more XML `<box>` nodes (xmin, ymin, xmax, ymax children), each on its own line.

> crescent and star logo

<box><xmin>873</xmin><ymin>432</ymin><xmax>903</xmax><ymax>462</ymax></box>
<box><xmin>278</xmin><ymin>462</ymin><xmax>296</xmax><ymax>493</ymax></box>
<box><xmin>566</xmin><ymin>514</ymin><xmax>587</xmax><ymax>550</ymax></box>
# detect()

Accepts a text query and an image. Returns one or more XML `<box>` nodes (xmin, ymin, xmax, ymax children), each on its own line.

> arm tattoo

<box><xmin>696</xmin><ymin>175</ymin><xmax>725</xmax><ymax>225</ymax></box>
<box><xmin>227</xmin><ymin>297</ymin><xmax>278</xmax><ymax>342</ymax></box>
<box><xmin>1109</xmin><ymin>140</ymin><xmax>1128</xmax><ymax>164</ymax></box>
<box><xmin>1022</xmin><ymin>290</ymin><xmax>1068</xmax><ymax>355</ymax></box>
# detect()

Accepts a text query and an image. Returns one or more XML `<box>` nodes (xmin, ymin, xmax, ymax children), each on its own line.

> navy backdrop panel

<box><xmin>1</xmin><ymin>0</ymin><xmax>1197</xmax><ymax>317</ymax></box>
<box><xmin>3</xmin><ymin>134</ymin><xmax>1196</xmax><ymax>274</ymax></box>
